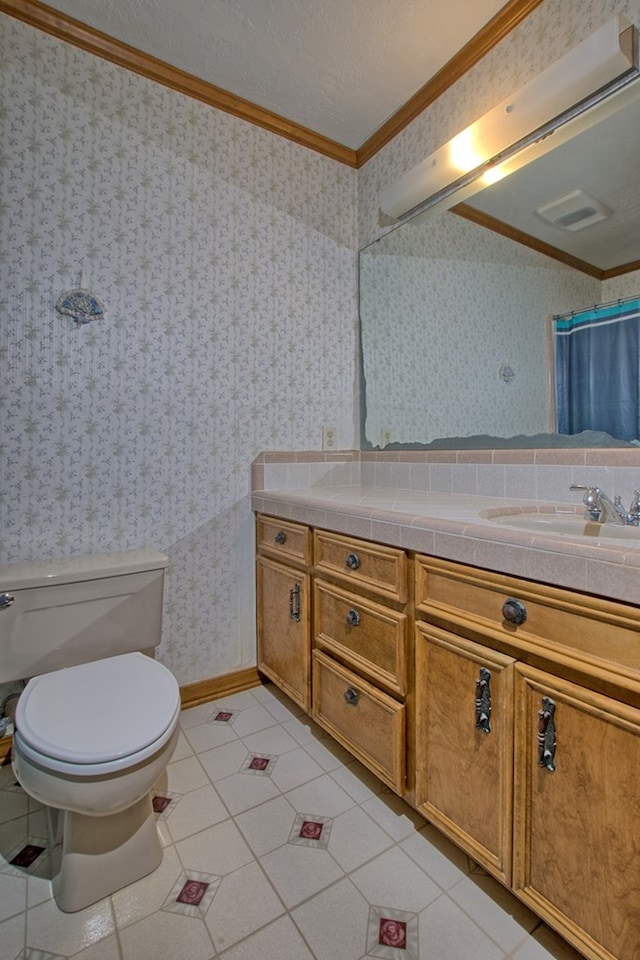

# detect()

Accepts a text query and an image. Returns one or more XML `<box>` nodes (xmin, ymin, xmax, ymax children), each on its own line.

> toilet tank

<box><xmin>0</xmin><ymin>549</ymin><xmax>169</xmax><ymax>682</ymax></box>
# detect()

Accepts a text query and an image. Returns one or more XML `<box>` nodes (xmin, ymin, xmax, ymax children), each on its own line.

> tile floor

<box><xmin>0</xmin><ymin>682</ymin><xmax>585</xmax><ymax>960</ymax></box>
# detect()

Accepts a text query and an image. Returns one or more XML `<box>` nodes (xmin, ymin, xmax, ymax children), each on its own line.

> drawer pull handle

<box><xmin>345</xmin><ymin>552</ymin><xmax>360</xmax><ymax>570</ymax></box>
<box><xmin>344</xmin><ymin>687</ymin><xmax>359</xmax><ymax>706</ymax></box>
<box><xmin>275</xmin><ymin>530</ymin><xmax>287</xmax><ymax>544</ymax></box>
<box><xmin>346</xmin><ymin>608</ymin><xmax>361</xmax><ymax>627</ymax></box>
<box><xmin>502</xmin><ymin>597</ymin><xmax>527</xmax><ymax>626</ymax></box>
<box><xmin>0</xmin><ymin>593</ymin><xmax>15</xmax><ymax>609</ymax></box>
<box><xmin>289</xmin><ymin>583</ymin><xmax>301</xmax><ymax>622</ymax></box>
<box><xmin>538</xmin><ymin>696</ymin><xmax>557</xmax><ymax>772</ymax></box>
<box><xmin>475</xmin><ymin>667</ymin><xmax>492</xmax><ymax>734</ymax></box>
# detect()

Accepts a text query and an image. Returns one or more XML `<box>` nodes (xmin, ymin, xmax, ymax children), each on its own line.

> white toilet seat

<box><xmin>15</xmin><ymin>652</ymin><xmax>181</xmax><ymax>776</ymax></box>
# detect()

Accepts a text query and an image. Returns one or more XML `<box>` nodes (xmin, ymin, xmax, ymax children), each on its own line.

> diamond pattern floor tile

<box><xmin>3</xmin><ymin>683</ymin><xmax>585</xmax><ymax>960</ymax></box>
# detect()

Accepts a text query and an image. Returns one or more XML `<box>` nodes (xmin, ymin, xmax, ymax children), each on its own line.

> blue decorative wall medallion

<box><xmin>56</xmin><ymin>288</ymin><xmax>105</xmax><ymax>326</ymax></box>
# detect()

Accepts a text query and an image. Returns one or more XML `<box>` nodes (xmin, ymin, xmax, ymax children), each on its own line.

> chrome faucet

<box><xmin>569</xmin><ymin>484</ymin><xmax>640</xmax><ymax>525</ymax></box>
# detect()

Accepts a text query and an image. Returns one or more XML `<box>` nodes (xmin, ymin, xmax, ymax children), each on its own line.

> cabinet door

<box><xmin>415</xmin><ymin>622</ymin><xmax>515</xmax><ymax>884</ymax></box>
<box><xmin>256</xmin><ymin>556</ymin><xmax>310</xmax><ymax>711</ymax></box>
<box><xmin>514</xmin><ymin>664</ymin><xmax>640</xmax><ymax>960</ymax></box>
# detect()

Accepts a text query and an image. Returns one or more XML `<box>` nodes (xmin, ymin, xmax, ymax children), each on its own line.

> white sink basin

<box><xmin>488</xmin><ymin>511</ymin><xmax>640</xmax><ymax>541</ymax></box>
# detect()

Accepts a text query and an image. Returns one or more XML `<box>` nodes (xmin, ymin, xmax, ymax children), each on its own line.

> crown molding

<box><xmin>1</xmin><ymin>0</ymin><xmax>542</xmax><ymax>168</ymax></box>
<box><xmin>0</xmin><ymin>0</ymin><xmax>358</xmax><ymax>166</ymax></box>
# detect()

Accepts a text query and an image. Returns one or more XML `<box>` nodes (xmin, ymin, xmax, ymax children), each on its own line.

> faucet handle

<box><xmin>628</xmin><ymin>489</ymin><xmax>640</xmax><ymax>524</ymax></box>
<box><xmin>569</xmin><ymin>484</ymin><xmax>601</xmax><ymax>520</ymax></box>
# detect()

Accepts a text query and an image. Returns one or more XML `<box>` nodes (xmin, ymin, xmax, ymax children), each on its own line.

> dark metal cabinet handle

<box><xmin>345</xmin><ymin>552</ymin><xmax>360</xmax><ymax>570</ymax></box>
<box><xmin>346</xmin><ymin>608</ymin><xmax>361</xmax><ymax>627</ymax></box>
<box><xmin>538</xmin><ymin>696</ymin><xmax>557</xmax><ymax>772</ymax></box>
<box><xmin>475</xmin><ymin>667</ymin><xmax>492</xmax><ymax>734</ymax></box>
<box><xmin>275</xmin><ymin>530</ymin><xmax>287</xmax><ymax>544</ymax></box>
<box><xmin>288</xmin><ymin>583</ymin><xmax>301</xmax><ymax>622</ymax></box>
<box><xmin>344</xmin><ymin>687</ymin><xmax>359</xmax><ymax>706</ymax></box>
<box><xmin>502</xmin><ymin>597</ymin><xmax>527</xmax><ymax>626</ymax></box>
<box><xmin>0</xmin><ymin>593</ymin><xmax>15</xmax><ymax>609</ymax></box>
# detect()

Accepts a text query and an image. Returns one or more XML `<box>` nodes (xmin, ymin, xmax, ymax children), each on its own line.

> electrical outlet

<box><xmin>380</xmin><ymin>427</ymin><xmax>393</xmax><ymax>448</ymax></box>
<box><xmin>322</xmin><ymin>425</ymin><xmax>337</xmax><ymax>451</ymax></box>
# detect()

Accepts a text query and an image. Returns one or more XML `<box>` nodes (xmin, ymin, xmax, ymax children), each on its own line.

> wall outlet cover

<box><xmin>322</xmin><ymin>425</ymin><xmax>337</xmax><ymax>451</ymax></box>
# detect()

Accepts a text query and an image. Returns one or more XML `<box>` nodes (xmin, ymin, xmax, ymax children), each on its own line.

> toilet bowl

<box><xmin>12</xmin><ymin>652</ymin><xmax>181</xmax><ymax>912</ymax></box>
<box><xmin>0</xmin><ymin>549</ymin><xmax>179</xmax><ymax>912</ymax></box>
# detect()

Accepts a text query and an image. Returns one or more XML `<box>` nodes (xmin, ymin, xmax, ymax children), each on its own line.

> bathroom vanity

<box><xmin>253</xmin><ymin>459</ymin><xmax>640</xmax><ymax>960</ymax></box>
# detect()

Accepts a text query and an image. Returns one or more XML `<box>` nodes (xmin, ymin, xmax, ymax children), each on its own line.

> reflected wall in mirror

<box><xmin>360</xmin><ymin>78</ymin><xmax>640</xmax><ymax>449</ymax></box>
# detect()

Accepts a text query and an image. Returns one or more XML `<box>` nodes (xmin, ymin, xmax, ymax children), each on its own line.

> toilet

<box><xmin>0</xmin><ymin>549</ymin><xmax>180</xmax><ymax>912</ymax></box>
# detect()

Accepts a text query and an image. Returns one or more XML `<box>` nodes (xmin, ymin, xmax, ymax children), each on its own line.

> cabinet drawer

<box><xmin>415</xmin><ymin>555</ymin><xmax>640</xmax><ymax>684</ymax></box>
<box><xmin>314</xmin><ymin>530</ymin><xmax>407</xmax><ymax>602</ymax></box>
<box><xmin>312</xmin><ymin>650</ymin><xmax>406</xmax><ymax>793</ymax></box>
<box><xmin>257</xmin><ymin>516</ymin><xmax>311</xmax><ymax>567</ymax></box>
<box><xmin>314</xmin><ymin>579</ymin><xmax>407</xmax><ymax>696</ymax></box>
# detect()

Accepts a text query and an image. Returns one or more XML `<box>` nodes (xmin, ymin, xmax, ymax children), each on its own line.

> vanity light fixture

<box><xmin>380</xmin><ymin>16</ymin><xmax>638</xmax><ymax>221</ymax></box>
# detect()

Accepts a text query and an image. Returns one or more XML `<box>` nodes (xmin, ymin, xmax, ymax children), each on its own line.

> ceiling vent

<box><xmin>535</xmin><ymin>189</ymin><xmax>612</xmax><ymax>231</ymax></box>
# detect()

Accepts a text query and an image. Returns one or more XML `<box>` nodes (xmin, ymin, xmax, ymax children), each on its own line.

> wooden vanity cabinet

<box><xmin>255</xmin><ymin>512</ymin><xmax>640</xmax><ymax>960</ymax></box>
<box><xmin>256</xmin><ymin>517</ymin><xmax>311</xmax><ymax>710</ymax></box>
<box><xmin>415</xmin><ymin>553</ymin><xmax>640</xmax><ymax>960</ymax></box>
<box><xmin>311</xmin><ymin>530</ymin><xmax>409</xmax><ymax>795</ymax></box>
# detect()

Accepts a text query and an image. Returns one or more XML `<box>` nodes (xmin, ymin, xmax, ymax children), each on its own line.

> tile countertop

<box><xmin>252</xmin><ymin>486</ymin><xmax>640</xmax><ymax>608</ymax></box>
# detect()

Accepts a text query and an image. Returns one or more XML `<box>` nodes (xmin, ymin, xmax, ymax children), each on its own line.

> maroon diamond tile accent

<box><xmin>209</xmin><ymin>707</ymin><xmax>239</xmax><ymax>725</ymax></box>
<box><xmin>379</xmin><ymin>918</ymin><xmax>407</xmax><ymax>949</ymax></box>
<box><xmin>288</xmin><ymin>812</ymin><xmax>333</xmax><ymax>848</ymax></box>
<box><xmin>10</xmin><ymin>844</ymin><xmax>46</xmax><ymax>868</ymax></box>
<box><xmin>367</xmin><ymin>906</ymin><xmax>417</xmax><ymax>959</ymax></box>
<box><xmin>163</xmin><ymin>869</ymin><xmax>221</xmax><ymax>917</ymax></box>
<box><xmin>152</xmin><ymin>794</ymin><xmax>172</xmax><ymax>814</ymax></box>
<box><xmin>299</xmin><ymin>820</ymin><xmax>324</xmax><ymax>840</ymax></box>
<box><xmin>176</xmin><ymin>878</ymin><xmax>210</xmax><ymax>906</ymax></box>
<box><xmin>248</xmin><ymin>756</ymin><xmax>270</xmax><ymax>772</ymax></box>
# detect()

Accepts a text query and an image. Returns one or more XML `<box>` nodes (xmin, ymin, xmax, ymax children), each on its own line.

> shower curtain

<box><xmin>554</xmin><ymin>297</ymin><xmax>640</xmax><ymax>442</ymax></box>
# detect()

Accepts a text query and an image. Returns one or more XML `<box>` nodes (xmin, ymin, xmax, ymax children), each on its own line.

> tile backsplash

<box><xmin>254</xmin><ymin>449</ymin><xmax>640</xmax><ymax>509</ymax></box>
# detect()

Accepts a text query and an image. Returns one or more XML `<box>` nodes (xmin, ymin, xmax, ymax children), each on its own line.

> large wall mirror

<box><xmin>360</xmin><ymin>74</ymin><xmax>640</xmax><ymax>449</ymax></box>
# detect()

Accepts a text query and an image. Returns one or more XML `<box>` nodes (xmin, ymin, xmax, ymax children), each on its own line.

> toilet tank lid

<box><xmin>0</xmin><ymin>549</ymin><xmax>169</xmax><ymax>590</ymax></box>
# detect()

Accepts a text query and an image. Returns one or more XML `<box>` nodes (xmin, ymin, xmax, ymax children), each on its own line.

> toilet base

<box><xmin>48</xmin><ymin>793</ymin><xmax>163</xmax><ymax>912</ymax></box>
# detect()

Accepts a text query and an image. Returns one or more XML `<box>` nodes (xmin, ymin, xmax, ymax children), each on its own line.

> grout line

<box><xmin>2</xmin><ymin>685</ymin><xmax>579</xmax><ymax>960</ymax></box>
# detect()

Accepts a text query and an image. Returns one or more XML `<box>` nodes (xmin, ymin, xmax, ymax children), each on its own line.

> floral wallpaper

<box><xmin>603</xmin><ymin>268</ymin><xmax>640</xmax><ymax>302</ymax></box>
<box><xmin>1</xmin><ymin>0</ymin><xmax>639</xmax><ymax>693</ymax></box>
<box><xmin>0</xmin><ymin>15</ymin><xmax>358</xmax><ymax>684</ymax></box>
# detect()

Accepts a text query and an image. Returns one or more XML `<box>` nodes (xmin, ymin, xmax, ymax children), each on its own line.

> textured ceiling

<box><xmin>466</xmin><ymin>86</ymin><xmax>640</xmax><ymax>272</ymax></box>
<box><xmin>41</xmin><ymin>0</ymin><xmax>507</xmax><ymax>148</ymax></box>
